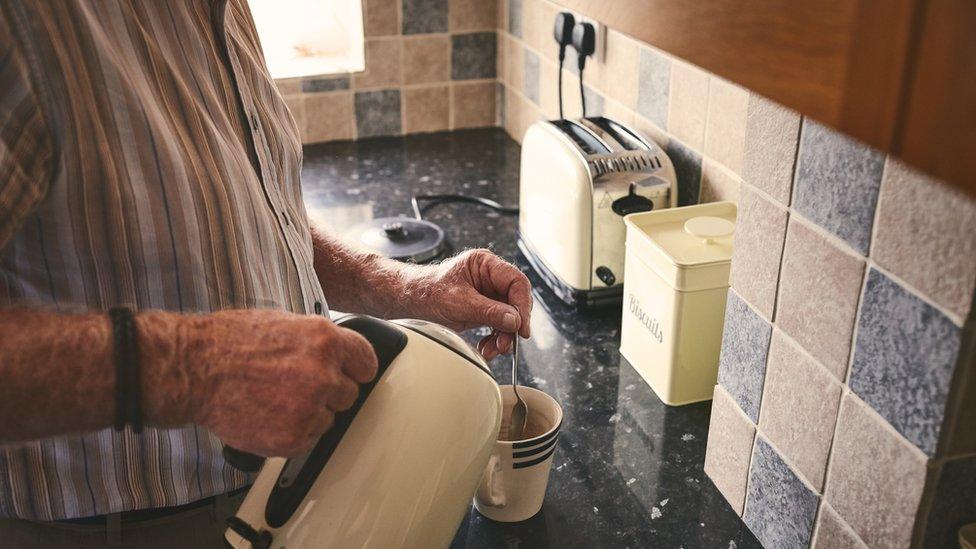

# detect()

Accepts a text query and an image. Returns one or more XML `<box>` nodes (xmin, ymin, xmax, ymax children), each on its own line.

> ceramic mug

<box><xmin>474</xmin><ymin>385</ymin><xmax>563</xmax><ymax>522</ymax></box>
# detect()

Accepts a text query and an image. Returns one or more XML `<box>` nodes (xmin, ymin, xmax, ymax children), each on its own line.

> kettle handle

<box><xmin>222</xmin><ymin>315</ymin><xmax>408</xmax><ymax>476</ymax></box>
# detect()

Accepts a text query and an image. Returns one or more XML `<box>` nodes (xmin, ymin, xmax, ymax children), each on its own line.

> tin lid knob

<box><xmin>684</xmin><ymin>216</ymin><xmax>734</xmax><ymax>245</ymax></box>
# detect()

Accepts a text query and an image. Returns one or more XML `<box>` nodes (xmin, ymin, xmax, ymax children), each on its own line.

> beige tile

<box><xmin>759</xmin><ymin>332</ymin><xmax>842</xmax><ymax>489</ymax></box>
<box><xmin>704</xmin><ymin>77</ymin><xmax>749</xmax><ymax>176</ymax></box>
<box><xmin>496</xmin><ymin>0</ymin><xmax>507</xmax><ymax>31</ymax></box>
<box><xmin>538</xmin><ymin>56</ymin><xmax>560</xmax><ymax>119</ymax></box>
<box><xmin>777</xmin><ymin>219</ymin><xmax>865</xmax><ymax>380</ymax></box>
<box><xmin>813</xmin><ymin>503</ymin><xmax>868</xmax><ymax>549</ymax></box>
<box><xmin>703</xmin><ymin>385</ymin><xmax>756</xmax><ymax>515</ymax></box>
<box><xmin>604</xmin><ymin>30</ymin><xmax>640</xmax><ymax>109</ymax></box>
<box><xmin>630</xmin><ymin>113</ymin><xmax>670</xmax><ymax>151</ymax></box>
<box><xmin>532</xmin><ymin>1</ymin><xmax>561</xmax><ymax>61</ymax></box>
<box><xmin>700</xmin><ymin>159</ymin><xmax>740</xmax><ymax>204</ymax></box>
<box><xmin>353</xmin><ymin>38</ymin><xmax>403</xmax><ymax>89</ymax></box>
<box><xmin>603</xmin><ymin>98</ymin><xmax>636</xmax><ymax>127</ymax></box>
<box><xmin>743</xmin><ymin>95</ymin><xmax>801</xmax><ymax>205</ymax></box>
<box><xmin>403</xmin><ymin>85</ymin><xmax>450</xmax><ymax>133</ymax></box>
<box><xmin>505</xmin><ymin>35</ymin><xmax>525</xmax><ymax>92</ymax></box>
<box><xmin>452</xmin><ymin>81</ymin><xmax>495</xmax><ymax>128</ymax></box>
<box><xmin>364</xmin><ymin>0</ymin><xmax>398</xmax><ymax>37</ymax></box>
<box><xmin>304</xmin><ymin>92</ymin><xmax>354</xmax><ymax>143</ymax></box>
<box><xmin>521</xmin><ymin>0</ymin><xmax>544</xmax><ymax>53</ymax></box>
<box><xmin>730</xmin><ymin>185</ymin><xmax>787</xmax><ymax>320</ymax></box>
<box><xmin>522</xmin><ymin>100</ymin><xmax>543</xmax><ymax>139</ymax></box>
<box><xmin>824</xmin><ymin>394</ymin><xmax>927</xmax><ymax>549</ymax></box>
<box><xmin>667</xmin><ymin>60</ymin><xmax>709</xmax><ymax>150</ymax></box>
<box><xmin>503</xmin><ymin>85</ymin><xmax>523</xmax><ymax>142</ymax></box>
<box><xmin>449</xmin><ymin>0</ymin><xmax>496</xmax><ymax>31</ymax></box>
<box><xmin>282</xmin><ymin>95</ymin><xmax>305</xmax><ymax>137</ymax></box>
<box><xmin>402</xmin><ymin>35</ymin><xmax>450</xmax><ymax>85</ymax></box>
<box><xmin>872</xmin><ymin>157</ymin><xmax>976</xmax><ymax>321</ymax></box>
<box><xmin>275</xmin><ymin>78</ymin><xmax>302</xmax><ymax>96</ymax></box>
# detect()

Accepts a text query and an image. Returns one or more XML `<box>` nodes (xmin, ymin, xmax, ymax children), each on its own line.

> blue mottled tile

<box><xmin>354</xmin><ymin>90</ymin><xmax>401</xmax><ymax>138</ymax></box>
<box><xmin>507</xmin><ymin>0</ymin><xmax>522</xmax><ymax>38</ymax></box>
<box><xmin>636</xmin><ymin>48</ymin><xmax>670</xmax><ymax>129</ymax></box>
<box><xmin>451</xmin><ymin>32</ymin><xmax>497</xmax><ymax>80</ymax></box>
<box><xmin>792</xmin><ymin>120</ymin><xmax>884</xmax><ymax>254</ymax></box>
<box><xmin>849</xmin><ymin>268</ymin><xmax>961</xmax><ymax>456</ymax></box>
<box><xmin>718</xmin><ymin>290</ymin><xmax>771</xmax><ymax>423</ymax></box>
<box><xmin>665</xmin><ymin>139</ymin><xmax>702</xmax><ymax>206</ymax></box>
<box><xmin>402</xmin><ymin>0</ymin><xmax>448</xmax><ymax>34</ymax></box>
<box><xmin>523</xmin><ymin>49</ymin><xmax>539</xmax><ymax>104</ymax></box>
<box><xmin>301</xmin><ymin>76</ymin><xmax>350</xmax><ymax>93</ymax></box>
<box><xmin>744</xmin><ymin>438</ymin><xmax>819</xmax><ymax>549</ymax></box>
<box><xmin>583</xmin><ymin>85</ymin><xmax>604</xmax><ymax>117</ymax></box>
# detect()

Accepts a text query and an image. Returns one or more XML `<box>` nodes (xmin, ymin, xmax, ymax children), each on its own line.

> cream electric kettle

<box><xmin>222</xmin><ymin>315</ymin><xmax>502</xmax><ymax>549</ymax></box>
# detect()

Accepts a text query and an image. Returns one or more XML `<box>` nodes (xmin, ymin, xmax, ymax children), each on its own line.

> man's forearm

<box><xmin>311</xmin><ymin>228</ymin><xmax>432</xmax><ymax>318</ymax></box>
<box><xmin>0</xmin><ymin>309</ymin><xmax>189</xmax><ymax>443</ymax></box>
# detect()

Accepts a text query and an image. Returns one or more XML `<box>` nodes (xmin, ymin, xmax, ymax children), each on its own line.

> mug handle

<box><xmin>479</xmin><ymin>455</ymin><xmax>506</xmax><ymax>508</ymax></box>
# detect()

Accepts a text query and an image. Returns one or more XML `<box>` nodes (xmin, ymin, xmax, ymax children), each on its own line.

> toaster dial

<box><xmin>595</xmin><ymin>266</ymin><xmax>616</xmax><ymax>286</ymax></box>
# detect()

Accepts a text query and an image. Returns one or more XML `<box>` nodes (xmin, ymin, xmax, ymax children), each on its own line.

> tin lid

<box><xmin>628</xmin><ymin>202</ymin><xmax>736</xmax><ymax>265</ymax></box>
<box><xmin>624</xmin><ymin>202</ymin><xmax>737</xmax><ymax>291</ymax></box>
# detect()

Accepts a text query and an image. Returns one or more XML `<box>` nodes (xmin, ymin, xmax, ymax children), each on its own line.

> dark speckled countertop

<box><xmin>301</xmin><ymin>129</ymin><xmax>761</xmax><ymax>549</ymax></box>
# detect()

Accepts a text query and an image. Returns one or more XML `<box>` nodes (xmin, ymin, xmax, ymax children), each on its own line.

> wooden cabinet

<box><xmin>558</xmin><ymin>0</ymin><xmax>976</xmax><ymax>194</ymax></box>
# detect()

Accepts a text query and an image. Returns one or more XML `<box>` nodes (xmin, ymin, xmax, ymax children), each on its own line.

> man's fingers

<box><xmin>470</xmin><ymin>294</ymin><xmax>521</xmax><ymax>334</ymax></box>
<box><xmin>324</xmin><ymin>375</ymin><xmax>360</xmax><ymax>412</ymax></box>
<box><xmin>338</xmin><ymin>329</ymin><xmax>379</xmax><ymax>383</ymax></box>
<box><xmin>495</xmin><ymin>331</ymin><xmax>513</xmax><ymax>354</ymax></box>
<box><xmin>482</xmin><ymin>256</ymin><xmax>533</xmax><ymax>338</ymax></box>
<box><xmin>479</xmin><ymin>333</ymin><xmax>501</xmax><ymax>360</ymax></box>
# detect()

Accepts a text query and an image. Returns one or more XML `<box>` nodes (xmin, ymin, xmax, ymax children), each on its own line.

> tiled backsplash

<box><xmin>493</xmin><ymin>1</ymin><xmax>976</xmax><ymax>548</ymax></box>
<box><xmin>275</xmin><ymin>0</ymin><xmax>497</xmax><ymax>143</ymax></box>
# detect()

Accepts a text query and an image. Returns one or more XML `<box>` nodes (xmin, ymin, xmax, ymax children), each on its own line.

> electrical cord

<box><xmin>411</xmin><ymin>194</ymin><xmax>519</xmax><ymax>221</ymax></box>
<box><xmin>579</xmin><ymin>67</ymin><xmax>586</xmax><ymax>117</ymax></box>
<box><xmin>557</xmin><ymin>49</ymin><xmax>565</xmax><ymax>119</ymax></box>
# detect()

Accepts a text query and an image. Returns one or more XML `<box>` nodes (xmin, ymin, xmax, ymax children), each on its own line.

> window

<box><xmin>248</xmin><ymin>0</ymin><xmax>365</xmax><ymax>80</ymax></box>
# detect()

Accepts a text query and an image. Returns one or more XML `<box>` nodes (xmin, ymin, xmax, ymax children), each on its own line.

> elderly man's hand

<box><xmin>414</xmin><ymin>249</ymin><xmax>532</xmax><ymax>360</ymax></box>
<box><xmin>141</xmin><ymin>310</ymin><xmax>378</xmax><ymax>458</ymax></box>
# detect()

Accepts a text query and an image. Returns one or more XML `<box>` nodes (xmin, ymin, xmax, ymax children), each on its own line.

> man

<box><xmin>0</xmin><ymin>1</ymin><xmax>531</xmax><ymax>546</ymax></box>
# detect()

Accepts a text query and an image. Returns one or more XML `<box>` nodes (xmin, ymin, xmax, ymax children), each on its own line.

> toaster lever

<box><xmin>611</xmin><ymin>183</ymin><xmax>654</xmax><ymax>216</ymax></box>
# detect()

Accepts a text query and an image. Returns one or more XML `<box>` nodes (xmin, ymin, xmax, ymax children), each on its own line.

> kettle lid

<box><xmin>392</xmin><ymin>319</ymin><xmax>491</xmax><ymax>375</ymax></box>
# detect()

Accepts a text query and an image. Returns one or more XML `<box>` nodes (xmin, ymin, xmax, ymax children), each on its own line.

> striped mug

<box><xmin>474</xmin><ymin>385</ymin><xmax>563</xmax><ymax>522</ymax></box>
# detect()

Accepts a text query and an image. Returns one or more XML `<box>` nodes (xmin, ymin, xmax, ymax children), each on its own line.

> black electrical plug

<box><xmin>553</xmin><ymin>12</ymin><xmax>576</xmax><ymax>53</ymax></box>
<box><xmin>571</xmin><ymin>22</ymin><xmax>595</xmax><ymax>117</ymax></box>
<box><xmin>553</xmin><ymin>12</ymin><xmax>575</xmax><ymax>119</ymax></box>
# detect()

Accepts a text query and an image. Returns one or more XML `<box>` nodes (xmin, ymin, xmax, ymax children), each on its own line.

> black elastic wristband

<box><xmin>110</xmin><ymin>307</ymin><xmax>143</xmax><ymax>433</ymax></box>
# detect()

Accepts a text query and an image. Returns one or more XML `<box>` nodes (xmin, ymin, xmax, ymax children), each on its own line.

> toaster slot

<box><xmin>550</xmin><ymin>119</ymin><xmax>612</xmax><ymax>155</ymax></box>
<box><xmin>584</xmin><ymin>117</ymin><xmax>650</xmax><ymax>151</ymax></box>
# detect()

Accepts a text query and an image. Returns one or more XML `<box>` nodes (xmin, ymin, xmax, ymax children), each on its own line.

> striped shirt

<box><xmin>0</xmin><ymin>0</ymin><xmax>327</xmax><ymax>520</ymax></box>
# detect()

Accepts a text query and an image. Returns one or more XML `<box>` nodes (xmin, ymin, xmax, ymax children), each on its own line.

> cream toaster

<box><xmin>517</xmin><ymin>117</ymin><xmax>677</xmax><ymax>310</ymax></box>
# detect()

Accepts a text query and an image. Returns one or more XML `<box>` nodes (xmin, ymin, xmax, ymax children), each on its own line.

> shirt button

<box><xmin>314</xmin><ymin>302</ymin><xmax>323</xmax><ymax>315</ymax></box>
<box><xmin>250</xmin><ymin>113</ymin><xmax>259</xmax><ymax>131</ymax></box>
